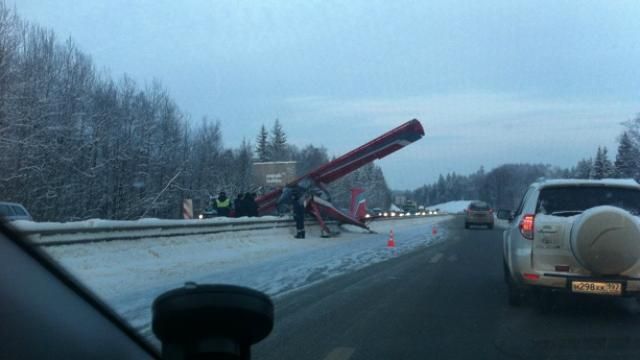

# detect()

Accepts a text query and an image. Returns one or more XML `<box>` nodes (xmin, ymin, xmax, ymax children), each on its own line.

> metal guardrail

<box><xmin>18</xmin><ymin>218</ymin><xmax>311</xmax><ymax>246</ymax></box>
<box><xmin>15</xmin><ymin>213</ymin><xmax>448</xmax><ymax>247</ymax></box>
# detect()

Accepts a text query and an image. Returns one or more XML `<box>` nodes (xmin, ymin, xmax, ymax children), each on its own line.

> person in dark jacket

<box><xmin>234</xmin><ymin>194</ymin><xmax>245</xmax><ymax>217</ymax></box>
<box><xmin>291</xmin><ymin>189</ymin><xmax>305</xmax><ymax>238</ymax></box>
<box><xmin>214</xmin><ymin>191</ymin><xmax>231</xmax><ymax>217</ymax></box>
<box><xmin>243</xmin><ymin>192</ymin><xmax>259</xmax><ymax>217</ymax></box>
<box><xmin>276</xmin><ymin>186</ymin><xmax>306</xmax><ymax>238</ymax></box>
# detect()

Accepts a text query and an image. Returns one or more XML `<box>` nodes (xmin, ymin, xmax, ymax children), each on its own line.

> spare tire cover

<box><xmin>570</xmin><ymin>205</ymin><xmax>640</xmax><ymax>275</ymax></box>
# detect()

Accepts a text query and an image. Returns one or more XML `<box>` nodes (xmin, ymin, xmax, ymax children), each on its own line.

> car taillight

<box><xmin>523</xmin><ymin>272</ymin><xmax>540</xmax><ymax>281</ymax></box>
<box><xmin>519</xmin><ymin>214</ymin><xmax>535</xmax><ymax>240</ymax></box>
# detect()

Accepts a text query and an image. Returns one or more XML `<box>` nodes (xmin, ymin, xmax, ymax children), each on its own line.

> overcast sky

<box><xmin>15</xmin><ymin>0</ymin><xmax>640</xmax><ymax>189</ymax></box>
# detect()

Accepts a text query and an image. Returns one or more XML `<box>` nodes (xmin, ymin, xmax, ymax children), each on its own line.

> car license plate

<box><xmin>571</xmin><ymin>281</ymin><xmax>622</xmax><ymax>296</ymax></box>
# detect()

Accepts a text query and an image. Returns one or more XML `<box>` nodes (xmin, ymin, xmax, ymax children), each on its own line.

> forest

<box><xmin>0</xmin><ymin>3</ymin><xmax>391</xmax><ymax>221</ymax></box>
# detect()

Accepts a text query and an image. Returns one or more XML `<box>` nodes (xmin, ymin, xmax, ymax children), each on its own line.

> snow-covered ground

<box><xmin>43</xmin><ymin>215</ymin><xmax>452</xmax><ymax>334</ymax></box>
<box><xmin>426</xmin><ymin>200</ymin><xmax>473</xmax><ymax>214</ymax></box>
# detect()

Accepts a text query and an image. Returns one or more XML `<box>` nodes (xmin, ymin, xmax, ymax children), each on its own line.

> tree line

<box><xmin>409</xmin><ymin>115</ymin><xmax>640</xmax><ymax>210</ymax></box>
<box><xmin>0</xmin><ymin>3</ymin><xmax>391</xmax><ymax>221</ymax></box>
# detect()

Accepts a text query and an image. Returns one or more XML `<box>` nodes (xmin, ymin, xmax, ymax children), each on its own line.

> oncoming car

<box><xmin>0</xmin><ymin>201</ymin><xmax>33</xmax><ymax>221</ymax></box>
<box><xmin>501</xmin><ymin>179</ymin><xmax>640</xmax><ymax>309</ymax></box>
<box><xmin>464</xmin><ymin>201</ymin><xmax>494</xmax><ymax>229</ymax></box>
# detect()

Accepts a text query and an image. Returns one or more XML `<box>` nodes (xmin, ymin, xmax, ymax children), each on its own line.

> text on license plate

<box><xmin>571</xmin><ymin>281</ymin><xmax>622</xmax><ymax>296</ymax></box>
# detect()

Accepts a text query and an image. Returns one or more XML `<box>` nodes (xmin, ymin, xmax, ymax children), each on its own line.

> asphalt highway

<box><xmin>255</xmin><ymin>217</ymin><xmax>640</xmax><ymax>360</ymax></box>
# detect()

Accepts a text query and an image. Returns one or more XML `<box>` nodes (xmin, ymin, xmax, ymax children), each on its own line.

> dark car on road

<box><xmin>464</xmin><ymin>201</ymin><xmax>494</xmax><ymax>229</ymax></box>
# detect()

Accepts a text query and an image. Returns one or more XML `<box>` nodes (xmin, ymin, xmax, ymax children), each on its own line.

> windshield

<box><xmin>5</xmin><ymin>1</ymin><xmax>640</xmax><ymax>359</ymax></box>
<box><xmin>0</xmin><ymin>204</ymin><xmax>14</xmax><ymax>216</ymax></box>
<box><xmin>537</xmin><ymin>186</ymin><xmax>640</xmax><ymax>215</ymax></box>
<box><xmin>469</xmin><ymin>202</ymin><xmax>490</xmax><ymax>211</ymax></box>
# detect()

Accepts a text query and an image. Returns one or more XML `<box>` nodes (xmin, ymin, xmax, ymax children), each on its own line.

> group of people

<box><xmin>212</xmin><ymin>191</ymin><xmax>259</xmax><ymax>218</ymax></box>
<box><xmin>214</xmin><ymin>187</ymin><xmax>307</xmax><ymax>239</ymax></box>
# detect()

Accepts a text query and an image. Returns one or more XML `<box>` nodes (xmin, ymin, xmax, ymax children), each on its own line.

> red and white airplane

<box><xmin>256</xmin><ymin>119</ymin><xmax>425</xmax><ymax>235</ymax></box>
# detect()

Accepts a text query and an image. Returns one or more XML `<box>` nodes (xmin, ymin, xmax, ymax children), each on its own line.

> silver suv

<box><xmin>500</xmin><ymin>179</ymin><xmax>640</xmax><ymax>309</ymax></box>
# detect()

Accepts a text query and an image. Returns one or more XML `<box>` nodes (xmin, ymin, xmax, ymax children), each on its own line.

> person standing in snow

<box><xmin>214</xmin><ymin>191</ymin><xmax>231</xmax><ymax>217</ymax></box>
<box><xmin>291</xmin><ymin>189</ymin><xmax>306</xmax><ymax>238</ymax></box>
<box><xmin>276</xmin><ymin>185</ymin><xmax>306</xmax><ymax>238</ymax></box>
<box><xmin>234</xmin><ymin>193</ymin><xmax>245</xmax><ymax>217</ymax></box>
<box><xmin>244</xmin><ymin>192</ymin><xmax>259</xmax><ymax>217</ymax></box>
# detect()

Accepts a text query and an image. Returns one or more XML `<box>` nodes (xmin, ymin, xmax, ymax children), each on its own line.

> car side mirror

<box><xmin>152</xmin><ymin>283</ymin><xmax>274</xmax><ymax>360</ymax></box>
<box><xmin>496</xmin><ymin>209</ymin><xmax>514</xmax><ymax>221</ymax></box>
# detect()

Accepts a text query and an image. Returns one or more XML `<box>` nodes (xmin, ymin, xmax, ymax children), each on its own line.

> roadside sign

<box><xmin>253</xmin><ymin>161</ymin><xmax>297</xmax><ymax>187</ymax></box>
<box><xmin>183</xmin><ymin>198</ymin><xmax>193</xmax><ymax>219</ymax></box>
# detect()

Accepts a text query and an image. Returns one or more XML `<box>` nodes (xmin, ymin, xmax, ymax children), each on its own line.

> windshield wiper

<box><xmin>549</xmin><ymin>210</ymin><xmax>583</xmax><ymax>216</ymax></box>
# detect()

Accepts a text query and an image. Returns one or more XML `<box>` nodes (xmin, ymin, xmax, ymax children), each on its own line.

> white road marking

<box><xmin>429</xmin><ymin>253</ymin><xmax>444</xmax><ymax>263</ymax></box>
<box><xmin>323</xmin><ymin>347</ymin><xmax>355</xmax><ymax>360</ymax></box>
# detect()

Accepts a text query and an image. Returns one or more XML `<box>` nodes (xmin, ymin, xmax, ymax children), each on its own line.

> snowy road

<box><xmin>255</xmin><ymin>217</ymin><xmax>640</xmax><ymax>360</ymax></box>
<box><xmin>43</xmin><ymin>215</ymin><xmax>452</xmax><ymax>336</ymax></box>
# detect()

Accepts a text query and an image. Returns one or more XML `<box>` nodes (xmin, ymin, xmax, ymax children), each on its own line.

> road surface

<box><xmin>255</xmin><ymin>217</ymin><xmax>640</xmax><ymax>360</ymax></box>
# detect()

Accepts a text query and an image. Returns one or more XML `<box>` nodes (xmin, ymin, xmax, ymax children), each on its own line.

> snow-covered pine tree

<box><xmin>255</xmin><ymin>125</ymin><xmax>270</xmax><ymax>162</ymax></box>
<box><xmin>295</xmin><ymin>145</ymin><xmax>329</xmax><ymax>176</ymax></box>
<box><xmin>269</xmin><ymin>119</ymin><xmax>288</xmax><ymax>161</ymax></box>
<box><xmin>601</xmin><ymin>147</ymin><xmax>614</xmax><ymax>178</ymax></box>
<box><xmin>574</xmin><ymin>158</ymin><xmax>592</xmax><ymax>179</ymax></box>
<box><xmin>235</xmin><ymin>138</ymin><xmax>254</xmax><ymax>193</ymax></box>
<box><xmin>591</xmin><ymin>147</ymin><xmax>605</xmax><ymax>179</ymax></box>
<box><xmin>614</xmin><ymin>132</ymin><xmax>638</xmax><ymax>179</ymax></box>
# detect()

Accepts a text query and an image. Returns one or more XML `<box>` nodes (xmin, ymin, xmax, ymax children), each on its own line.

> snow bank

<box><xmin>426</xmin><ymin>200</ymin><xmax>473</xmax><ymax>214</ymax></box>
<box><xmin>42</xmin><ymin>215</ymin><xmax>453</xmax><ymax>334</ymax></box>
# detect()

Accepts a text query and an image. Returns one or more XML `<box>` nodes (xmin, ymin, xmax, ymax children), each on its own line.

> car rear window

<box><xmin>11</xmin><ymin>206</ymin><xmax>27</xmax><ymax>216</ymax></box>
<box><xmin>469</xmin><ymin>202</ymin><xmax>490</xmax><ymax>211</ymax></box>
<box><xmin>536</xmin><ymin>186</ymin><xmax>640</xmax><ymax>215</ymax></box>
<box><xmin>0</xmin><ymin>204</ymin><xmax>15</xmax><ymax>216</ymax></box>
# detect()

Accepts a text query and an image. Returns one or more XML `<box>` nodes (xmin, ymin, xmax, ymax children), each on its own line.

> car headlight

<box><xmin>198</xmin><ymin>214</ymin><xmax>204</xmax><ymax>219</ymax></box>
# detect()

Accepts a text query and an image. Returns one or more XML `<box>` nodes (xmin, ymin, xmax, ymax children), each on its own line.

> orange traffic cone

<box><xmin>387</xmin><ymin>229</ymin><xmax>396</xmax><ymax>248</ymax></box>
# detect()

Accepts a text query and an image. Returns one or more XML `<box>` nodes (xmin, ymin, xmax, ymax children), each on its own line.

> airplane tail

<box><xmin>349</xmin><ymin>188</ymin><xmax>368</xmax><ymax>220</ymax></box>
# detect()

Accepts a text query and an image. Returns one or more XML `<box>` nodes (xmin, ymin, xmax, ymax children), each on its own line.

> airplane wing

<box><xmin>256</xmin><ymin>119</ymin><xmax>425</xmax><ymax>215</ymax></box>
<box><xmin>306</xmin><ymin>118</ymin><xmax>425</xmax><ymax>184</ymax></box>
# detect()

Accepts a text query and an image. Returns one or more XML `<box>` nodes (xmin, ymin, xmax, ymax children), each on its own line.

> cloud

<box><xmin>281</xmin><ymin>92</ymin><xmax>639</xmax><ymax>189</ymax></box>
